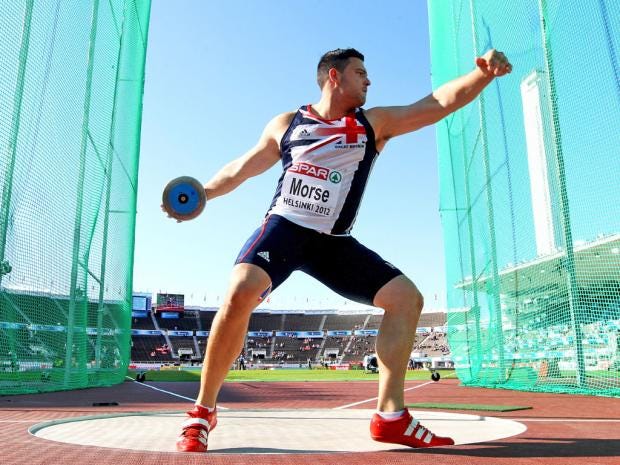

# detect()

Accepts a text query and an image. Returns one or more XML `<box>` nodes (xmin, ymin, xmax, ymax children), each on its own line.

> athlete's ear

<box><xmin>328</xmin><ymin>67</ymin><xmax>339</xmax><ymax>87</ymax></box>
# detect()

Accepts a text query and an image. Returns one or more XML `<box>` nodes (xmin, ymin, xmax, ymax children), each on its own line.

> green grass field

<box><xmin>126</xmin><ymin>368</ymin><xmax>455</xmax><ymax>383</ymax></box>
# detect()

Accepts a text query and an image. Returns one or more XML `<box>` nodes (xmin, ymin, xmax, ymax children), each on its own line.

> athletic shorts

<box><xmin>235</xmin><ymin>214</ymin><xmax>403</xmax><ymax>306</ymax></box>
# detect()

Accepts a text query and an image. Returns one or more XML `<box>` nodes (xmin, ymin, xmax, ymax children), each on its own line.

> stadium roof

<box><xmin>456</xmin><ymin>233</ymin><xmax>620</xmax><ymax>299</ymax></box>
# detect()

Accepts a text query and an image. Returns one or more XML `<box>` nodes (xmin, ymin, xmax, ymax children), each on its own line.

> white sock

<box><xmin>377</xmin><ymin>409</ymin><xmax>405</xmax><ymax>420</ymax></box>
<box><xmin>195</xmin><ymin>403</ymin><xmax>216</xmax><ymax>412</ymax></box>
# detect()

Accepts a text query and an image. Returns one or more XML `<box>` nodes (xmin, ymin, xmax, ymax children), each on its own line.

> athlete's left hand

<box><xmin>475</xmin><ymin>49</ymin><xmax>512</xmax><ymax>77</ymax></box>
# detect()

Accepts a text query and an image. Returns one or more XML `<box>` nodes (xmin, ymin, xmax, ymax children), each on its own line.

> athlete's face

<box><xmin>338</xmin><ymin>58</ymin><xmax>371</xmax><ymax>106</ymax></box>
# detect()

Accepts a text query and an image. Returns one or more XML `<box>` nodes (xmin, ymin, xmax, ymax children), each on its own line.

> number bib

<box><xmin>278</xmin><ymin>164</ymin><xmax>342</xmax><ymax>217</ymax></box>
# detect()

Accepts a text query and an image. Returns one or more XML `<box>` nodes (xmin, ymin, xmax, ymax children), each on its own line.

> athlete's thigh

<box><xmin>301</xmin><ymin>236</ymin><xmax>403</xmax><ymax>305</ymax></box>
<box><xmin>235</xmin><ymin>214</ymin><xmax>312</xmax><ymax>291</ymax></box>
<box><xmin>227</xmin><ymin>263</ymin><xmax>273</xmax><ymax>299</ymax></box>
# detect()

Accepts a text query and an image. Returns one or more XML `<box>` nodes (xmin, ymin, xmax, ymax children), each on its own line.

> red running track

<box><xmin>1</xmin><ymin>378</ymin><xmax>618</xmax><ymax>465</ymax></box>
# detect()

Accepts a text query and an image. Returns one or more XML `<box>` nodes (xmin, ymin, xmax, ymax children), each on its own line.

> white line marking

<box><xmin>125</xmin><ymin>376</ymin><xmax>229</xmax><ymax>409</ymax></box>
<box><xmin>333</xmin><ymin>381</ymin><xmax>434</xmax><ymax>410</ymax></box>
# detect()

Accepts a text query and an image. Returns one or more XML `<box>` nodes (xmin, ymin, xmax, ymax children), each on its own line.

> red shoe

<box><xmin>176</xmin><ymin>405</ymin><xmax>218</xmax><ymax>452</ymax></box>
<box><xmin>370</xmin><ymin>409</ymin><xmax>455</xmax><ymax>448</ymax></box>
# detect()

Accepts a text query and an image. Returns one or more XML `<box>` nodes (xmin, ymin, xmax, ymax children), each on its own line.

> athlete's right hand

<box><xmin>161</xmin><ymin>176</ymin><xmax>207</xmax><ymax>222</ymax></box>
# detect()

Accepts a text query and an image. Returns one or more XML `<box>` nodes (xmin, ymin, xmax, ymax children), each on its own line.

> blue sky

<box><xmin>133</xmin><ymin>0</ymin><xmax>450</xmax><ymax>310</ymax></box>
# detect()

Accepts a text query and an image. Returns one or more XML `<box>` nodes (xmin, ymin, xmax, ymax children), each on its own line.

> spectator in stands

<box><xmin>171</xmin><ymin>47</ymin><xmax>510</xmax><ymax>453</ymax></box>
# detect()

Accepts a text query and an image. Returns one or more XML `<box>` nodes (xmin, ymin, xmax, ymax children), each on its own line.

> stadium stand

<box><xmin>323</xmin><ymin>313</ymin><xmax>368</xmax><ymax>330</ymax></box>
<box><xmin>129</xmin><ymin>308</ymin><xmax>449</xmax><ymax>365</ymax></box>
<box><xmin>342</xmin><ymin>335</ymin><xmax>376</xmax><ymax>361</ymax></box>
<box><xmin>197</xmin><ymin>309</ymin><xmax>217</xmax><ymax>331</ymax></box>
<box><xmin>131</xmin><ymin>317</ymin><xmax>155</xmax><ymax>330</ymax></box>
<box><xmin>156</xmin><ymin>313</ymin><xmax>200</xmax><ymax>331</ymax></box>
<box><xmin>271</xmin><ymin>334</ymin><xmax>322</xmax><ymax>362</ymax></box>
<box><xmin>281</xmin><ymin>314</ymin><xmax>324</xmax><ymax>331</ymax></box>
<box><xmin>322</xmin><ymin>336</ymin><xmax>348</xmax><ymax>350</ymax></box>
<box><xmin>414</xmin><ymin>331</ymin><xmax>450</xmax><ymax>356</ymax></box>
<box><xmin>249</xmin><ymin>312</ymin><xmax>283</xmax><ymax>331</ymax></box>
<box><xmin>365</xmin><ymin>314</ymin><xmax>383</xmax><ymax>330</ymax></box>
<box><xmin>130</xmin><ymin>336</ymin><xmax>172</xmax><ymax>362</ymax></box>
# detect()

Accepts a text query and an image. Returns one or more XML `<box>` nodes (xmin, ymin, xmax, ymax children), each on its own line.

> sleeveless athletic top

<box><xmin>266</xmin><ymin>105</ymin><xmax>379</xmax><ymax>235</ymax></box>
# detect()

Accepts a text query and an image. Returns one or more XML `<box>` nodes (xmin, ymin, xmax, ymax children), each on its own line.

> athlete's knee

<box><xmin>222</xmin><ymin>264</ymin><xmax>272</xmax><ymax>313</ymax></box>
<box><xmin>397</xmin><ymin>286</ymin><xmax>423</xmax><ymax>319</ymax></box>
<box><xmin>410</xmin><ymin>287</ymin><xmax>424</xmax><ymax>314</ymax></box>
<box><xmin>402</xmin><ymin>280</ymin><xmax>423</xmax><ymax>311</ymax></box>
<box><xmin>222</xmin><ymin>284</ymin><xmax>264</xmax><ymax>314</ymax></box>
<box><xmin>374</xmin><ymin>275</ymin><xmax>424</xmax><ymax>316</ymax></box>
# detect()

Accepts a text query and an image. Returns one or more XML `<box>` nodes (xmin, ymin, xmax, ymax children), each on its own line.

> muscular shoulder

<box><xmin>361</xmin><ymin>107</ymin><xmax>391</xmax><ymax>151</ymax></box>
<box><xmin>272</xmin><ymin>110</ymin><xmax>297</xmax><ymax>126</ymax></box>
<box><xmin>250</xmin><ymin>111</ymin><xmax>297</xmax><ymax>156</ymax></box>
<box><xmin>263</xmin><ymin>111</ymin><xmax>297</xmax><ymax>146</ymax></box>
<box><xmin>363</xmin><ymin>103</ymin><xmax>434</xmax><ymax>152</ymax></box>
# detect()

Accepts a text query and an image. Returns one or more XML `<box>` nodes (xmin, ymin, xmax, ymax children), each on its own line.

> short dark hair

<box><xmin>317</xmin><ymin>48</ymin><xmax>364</xmax><ymax>88</ymax></box>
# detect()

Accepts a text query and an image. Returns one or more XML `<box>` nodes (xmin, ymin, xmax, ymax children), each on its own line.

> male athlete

<box><xmin>170</xmin><ymin>48</ymin><xmax>512</xmax><ymax>452</ymax></box>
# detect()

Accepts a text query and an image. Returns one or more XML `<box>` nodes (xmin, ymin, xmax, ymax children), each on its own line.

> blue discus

<box><xmin>162</xmin><ymin>176</ymin><xmax>206</xmax><ymax>221</ymax></box>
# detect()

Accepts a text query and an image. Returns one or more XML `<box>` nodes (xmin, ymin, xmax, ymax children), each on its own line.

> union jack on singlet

<box><xmin>266</xmin><ymin>104</ymin><xmax>379</xmax><ymax>235</ymax></box>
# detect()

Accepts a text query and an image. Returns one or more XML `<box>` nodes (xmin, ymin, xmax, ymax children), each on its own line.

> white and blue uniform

<box><xmin>267</xmin><ymin>105</ymin><xmax>378</xmax><ymax>235</ymax></box>
<box><xmin>236</xmin><ymin>105</ymin><xmax>402</xmax><ymax>305</ymax></box>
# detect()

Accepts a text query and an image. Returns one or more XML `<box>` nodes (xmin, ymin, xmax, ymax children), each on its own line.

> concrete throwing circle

<box><xmin>31</xmin><ymin>409</ymin><xmax>527</xmax><ymax>454</ymax></box>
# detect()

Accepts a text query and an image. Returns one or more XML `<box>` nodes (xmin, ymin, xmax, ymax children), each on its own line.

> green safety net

<box><xmin>428</xmin><ymin>0</ymin><xmax>620</xmax><ymax>396</ymax></box>
<box><xmin>0</xmin><ymin>0</ymin><xmax>151</xmax><ymax>394</ymax></box>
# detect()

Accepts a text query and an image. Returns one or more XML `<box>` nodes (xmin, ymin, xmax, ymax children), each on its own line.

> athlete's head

<box><xmin>317</xmin><ymin>48</ymin><xmax>370</xmax><ymax>106</ymax></box>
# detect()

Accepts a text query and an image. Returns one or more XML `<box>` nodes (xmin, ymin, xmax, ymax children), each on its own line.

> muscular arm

<box><xmin>368</xmin><ymin>49</ymin><xmax>512</xmax><ymax>148</ymax></box>
<box><xmin>204</xmin><ymin>112</ymin><xmax>294</xmax><ymax>200</ymax></box>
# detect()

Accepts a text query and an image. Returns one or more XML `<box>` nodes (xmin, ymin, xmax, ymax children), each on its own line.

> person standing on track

<box><xmin>170</xmin><ymin>47</ymin><xmax>512</xmax><ymax>452</ymax></box>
